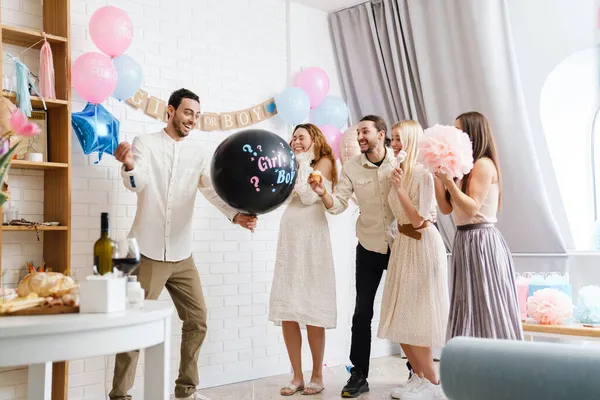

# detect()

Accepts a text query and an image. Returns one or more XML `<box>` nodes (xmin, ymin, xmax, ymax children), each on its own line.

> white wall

<box><xmin>507</xmin><ymin>0</ymin><xmax>598</xmax><ymax>250</ymax></box>
<box><xmin>0</xmin><ymin>1</ymin><xmax>399</xmax><ymax>399</ymax></box>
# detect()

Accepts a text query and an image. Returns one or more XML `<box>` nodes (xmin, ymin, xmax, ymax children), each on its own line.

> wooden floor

<box><xmin>198</xmin><ymin>355</ymin><xmax>439</xmax><ymax>399</ymax></box>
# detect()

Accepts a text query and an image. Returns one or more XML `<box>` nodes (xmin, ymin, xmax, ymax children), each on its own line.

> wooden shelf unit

<box><xmin>9</xmin><ymin>159</ymin><xmax>69</xmax><ymax>170</ymax></box>
<box><xmin>0</xmin><ymin>1</ymin><xmax>71</xmax><ymax>399</ymax></box>
<box><xmin>2</xmin><ymin>92</ymin><xmax>69</xmax><ymax>109</ymax></box>
<box><xmin>2</xmin><ymin>225</ymin><xmax>68</xmax><ymax>231</ymax></box>
<box><xmin>1</xmin><ymin>24</ymin><xmax>67</xmax><ymax>48</ymax></box>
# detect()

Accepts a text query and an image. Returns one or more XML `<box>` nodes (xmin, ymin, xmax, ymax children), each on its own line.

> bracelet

<box><xmin>319</xmin><ymin>187</ymin><xmax>327</xmax><ymax>198</ymax></box>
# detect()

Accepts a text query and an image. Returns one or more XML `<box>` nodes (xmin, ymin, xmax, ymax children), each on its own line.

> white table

<box><xmin>0</xmin><ymin>300</ymin><xmax>173</xmax><ymax>400</ymax></box>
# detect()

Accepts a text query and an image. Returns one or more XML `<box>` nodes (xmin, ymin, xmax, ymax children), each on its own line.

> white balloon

<box><xmin>339</xmin><ymin>124</ymin><xmax>360</xmax><ymax>166</ymax></box>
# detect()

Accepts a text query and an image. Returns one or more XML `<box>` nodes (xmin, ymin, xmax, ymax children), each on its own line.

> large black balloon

<box><xmin>211</xmin><ymin>129</ymin><xmax>297</xmax><ymax>215</ymax></box>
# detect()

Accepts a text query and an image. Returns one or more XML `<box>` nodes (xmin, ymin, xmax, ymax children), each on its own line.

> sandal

<box><xmin>280</xmin><ymin>383</ymin><xmax>305</xmax><ymax>396</ymax></box>
<box><xmin>302</xmin><ymin>382</ymin><xmax>324</xmax><ymax>395</ymax></box>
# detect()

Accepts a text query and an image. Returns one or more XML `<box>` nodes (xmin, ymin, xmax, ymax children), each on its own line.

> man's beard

<box><xmin>172</xmin><ymin>116</ymin><xmax>188</xmax><ymax>137</ymax></box>
<box><xmin>360</xmin><ymin>141</ymin><xmax>377</xmax><ymax>154</ymax></box>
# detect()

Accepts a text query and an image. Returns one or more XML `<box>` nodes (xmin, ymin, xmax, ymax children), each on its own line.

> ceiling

<box><xmin>290</xmin><ymin>0</ymin><xmax>366</xmax><ymax>12</ymax></box>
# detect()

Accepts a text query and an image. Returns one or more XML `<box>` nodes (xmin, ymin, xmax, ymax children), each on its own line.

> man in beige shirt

<box><xmin>309</xmin><ymin>115</ymin><xmax>412</xmax><ymax>398</ymax></box>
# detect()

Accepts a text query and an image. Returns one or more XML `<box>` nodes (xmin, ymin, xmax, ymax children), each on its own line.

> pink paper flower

<box><xmin>417</xmin><ymin>125</ymin><xmax>474</xmax><ymax>179</ymax></box>
<box><xmin>527</xmin><ymin>288</ymin><xmax>573</xmax><ymax>325</ymax></box>
<box><xmin>10</xmin><ymin>109</ymin><xmax>41</xmax><ymax>137</ymax></box>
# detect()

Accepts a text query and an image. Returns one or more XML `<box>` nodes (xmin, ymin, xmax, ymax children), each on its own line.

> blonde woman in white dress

<box><xmin>378</xmin><ymin>120</ymin><xmax>449</xmax><ymax>400</ymax></box>
<box><xmin>269</xmin><ymin>123</ymin><xmax>337</xmax><ymax>396</ymax></box>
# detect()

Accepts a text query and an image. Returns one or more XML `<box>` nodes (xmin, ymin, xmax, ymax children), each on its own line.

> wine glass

<box><xmin>112</xmin><ymin>238</ymin><xmax>141</xmax><ymax>275</ymax></box>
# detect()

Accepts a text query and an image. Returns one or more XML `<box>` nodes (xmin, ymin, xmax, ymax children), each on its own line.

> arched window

<box><xmin>592</xmin><ymin>105</ymin><xmax>600</xmax><ymax>221</ymax></box>
<box><xmin>540</xmin><ymin>46</ymin><xmax>599</xmax><ymax>248</ymax></box>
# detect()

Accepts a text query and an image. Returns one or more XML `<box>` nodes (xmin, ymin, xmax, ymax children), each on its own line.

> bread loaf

<box><xmin>17</xmin><ymin>272</ymin><xmax>76</xmax><ymax>298</ymax></box>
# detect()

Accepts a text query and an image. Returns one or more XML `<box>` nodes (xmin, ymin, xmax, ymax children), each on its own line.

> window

<box><xmin>593</xmin><ymin>106</ymin><xmax>600</xmax><ymax>222</ymax></box>
<box><xmin>540</xmin><ymin>46</ymin><xmax>599</xmax><ymax>249</ymax></box>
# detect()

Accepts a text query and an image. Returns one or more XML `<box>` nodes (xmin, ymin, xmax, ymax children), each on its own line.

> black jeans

<box><xmin>350</xmin><ymin>243</ymin><xmax>413</xmax><ymax>376</ymax></box>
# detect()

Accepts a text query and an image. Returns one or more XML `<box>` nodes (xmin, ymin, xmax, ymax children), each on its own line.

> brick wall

<box><xmin>0</xmin><ymin>1</ymin><xmax>395</xmax><ymax>398</ymax></box>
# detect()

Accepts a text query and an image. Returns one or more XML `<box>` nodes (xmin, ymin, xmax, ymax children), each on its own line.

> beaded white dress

<box><xmin>268</xmin><ymin>151</ymin><xmax>337</xmax><ymax>329</ymax></box>
<box><xmin>377</xmin><ymin>165</ymin><xmax>449</xmax><ymax>347</ymax></box>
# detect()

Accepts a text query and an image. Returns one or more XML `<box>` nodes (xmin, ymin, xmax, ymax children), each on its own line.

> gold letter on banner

<box><xmin>263</xmin><ymin>98</ymin><xmax>278</xmax><ymax>117</ymax></box>
<box><xmin>236</xmin><ymin>110</ymin><xmax>252</xmax><ymax>128</ymax></box>
<box><xmin>146</xmin><ymin>96</ymin><xmax>166</xmax><ymax>118</ymax></box>
<box><xmin>127</xmin><ymin>89</ymin><xmax>148</xmax><ymax>108</ymax></box>
<box><xmin>220</xmin><ymin>113</ymin><xmax>237</xmax><ymax>130</ymax></box>
<box><xmin>202</xmin><ymin>113</ymin><xmax>220</xmax><ymax>131</ymax></box>
<box><xmin>249</xmin><ymin>104</ymin><xmax>266</xmax><ymax>123</ymax></box>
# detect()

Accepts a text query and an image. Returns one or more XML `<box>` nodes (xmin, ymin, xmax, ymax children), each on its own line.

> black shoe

<box><xmin>341</xmin><ymin>368</ymin><xmax>369</xmax><ymax>398</ymax></box>
<box><xmin>407</xmin><ymin>361</ymin><xmax>414</xmax><ymax>379</ymax></box>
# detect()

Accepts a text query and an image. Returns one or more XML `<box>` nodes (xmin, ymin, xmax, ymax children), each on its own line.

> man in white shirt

<box><xmin>109</xmin><ymin>88</ymin><xmax>257</xmax><ymax>400</ymax></box>
<box><xmin>309</xmin><ymin>115</ymin><xmax>413</xmax><ymax>398</ymax></box>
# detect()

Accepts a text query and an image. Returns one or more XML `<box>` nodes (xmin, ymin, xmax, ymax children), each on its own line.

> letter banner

<box><xmin>125</xmin><ymin>89</ymin><xmax>278</xmax><ymax>131</ymax></box>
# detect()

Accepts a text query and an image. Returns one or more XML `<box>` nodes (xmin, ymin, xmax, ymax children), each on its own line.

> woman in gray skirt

<box><xmin>433</xmin><ymin>111</ymin><xmax>523</xmax><ymax>341</ymax></box>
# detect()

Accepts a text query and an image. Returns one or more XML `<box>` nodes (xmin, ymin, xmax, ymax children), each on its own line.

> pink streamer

<box><xmin>39</xmin><ymin>34</ymin><xmax>56</xmax><ymax>100</ymax></box>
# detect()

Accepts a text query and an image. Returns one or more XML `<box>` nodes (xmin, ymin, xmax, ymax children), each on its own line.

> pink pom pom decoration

<box><xmin>10</xmin><ymin>109</ymin><xmax>40</xmax><ymax>137</ymax></box>
<box><xmin>417</xmin><ymin>125</ymin><xmax>474</xmax><ymax>180</ymax></box>
<box><xmin>526</xmin><ymin>288</ymin><xmax>573</xmax><ymax>325</ymax></box>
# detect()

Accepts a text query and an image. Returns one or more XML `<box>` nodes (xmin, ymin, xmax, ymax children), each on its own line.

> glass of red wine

<box><xmin>112</xmin><ymin>238</ymin><xmax>141</xmax><ymax>275</ymax></box>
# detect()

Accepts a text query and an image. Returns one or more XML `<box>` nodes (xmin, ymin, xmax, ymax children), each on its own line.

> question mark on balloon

<box><xmin>280</xmin><ymin>142</ymin><xmax>285</xmax><ymax>148</ymax></box>
<box><xmin>243</xmin><ymin>144</ymin><xmax>257</xmax><ymax>156</ymax></box>
<box><xmin>257</xmin><ymin>145</ymin><xmax>262</xmax><ymax>152</ymax></box>
<box><xmin>250</xmin><ymin>176</ymin><xmax>260</xmax><ymax>191</ymax></box>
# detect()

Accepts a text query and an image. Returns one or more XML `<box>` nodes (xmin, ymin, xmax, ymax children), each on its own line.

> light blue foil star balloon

<box><xmin>71</xmin><ymin>102</ymin><xmax>120</xmax><ymax>164</ymax></box>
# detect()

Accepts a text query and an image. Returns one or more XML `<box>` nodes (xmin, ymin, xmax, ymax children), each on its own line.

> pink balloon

<box><xmin>294</xmin><ymin>67</ymin><xmax>330</xmax><ymax>108</ymax></box>
<box><xmin>72</xmin><ymin>52</ymin><xmax>118</xmax><ymax>104</ymax></box>
<box><xmin>89</xmin><ymin>6</ymin><xmax>133</xmax><ymax>58</ymax></box>
<box><xmin>320</xmin><ymin>124</ymin><xmax>342</xmax><ymax>160</ymax></box>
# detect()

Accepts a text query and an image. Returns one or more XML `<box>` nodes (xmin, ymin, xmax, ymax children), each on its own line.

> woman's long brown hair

<box><xmin>448</xmin><ymin>111</ymin><xmax>502</xmax><ymax>211</ymax></box>
<box><xmin>291</xmin><ymin>123</ymin><xmax>338</xmax><ymax>188</ymax></box>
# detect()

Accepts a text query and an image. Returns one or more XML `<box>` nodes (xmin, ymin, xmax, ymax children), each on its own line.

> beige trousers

<box><xmin>109</xmin><ymin>255</ymin><xmax>207</xmax><ymax>399</ymax></box>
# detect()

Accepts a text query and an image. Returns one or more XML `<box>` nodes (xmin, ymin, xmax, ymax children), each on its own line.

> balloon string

<box><xmin>114</xmin><ymin>101</ymin><xmax>124</xmax><ymax>154</ymax></box>
<box><xmin>94</xmin><ymin>104</ymin><xmax>100</xmax><ymax>164</ymax></box>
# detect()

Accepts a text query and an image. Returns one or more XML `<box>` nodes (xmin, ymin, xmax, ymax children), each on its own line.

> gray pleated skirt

<box><xmin>447</xmin><ymin>223</ymin><xmax>524</xmax><ymax>341</ymax></box>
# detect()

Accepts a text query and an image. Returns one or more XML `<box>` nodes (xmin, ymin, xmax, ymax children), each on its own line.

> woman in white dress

<box><xmin>377</xmin><ymin>120</ymin><xmax>449</xmax><ymax>400</ymax></box>
<box><xmin>269</xmin><ymin>123</ymin><xmax>337</xmax><ymax>396</ymax></box>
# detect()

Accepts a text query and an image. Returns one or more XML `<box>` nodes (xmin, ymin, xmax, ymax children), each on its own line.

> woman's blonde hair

<box><xmin>391</xmin><ymin>120</ymin><xmax>423</xmax><ymax>186</ymax></box>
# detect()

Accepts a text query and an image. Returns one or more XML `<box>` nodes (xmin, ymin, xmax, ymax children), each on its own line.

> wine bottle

<box><xmin>94</xmin><ymin>212</ymin><xmax>116</xmax><ymax>275</ymax></box>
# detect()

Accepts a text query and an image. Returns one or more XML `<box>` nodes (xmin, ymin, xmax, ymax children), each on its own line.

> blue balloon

<box><xmin>112</xmin><ymin>54</ymin><xmax>143</xmax><ymax>101</ymax></box>
<box><xmin>310</xmin><ymin>95</ymin><xmax>349</xmax><ymax>129</ymax></box>
<box><xmin>71</xmin><ymin>102</ymin><xmax>120</xmax><ymax>163</ymax></box>
<box><xmin>274</xmin><ymin>87</ymin><xmax>310</xmax><ymax>125</ymax></box>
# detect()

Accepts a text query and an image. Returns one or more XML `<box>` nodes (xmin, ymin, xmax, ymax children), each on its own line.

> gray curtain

<box><xmin>329</xmin><ymin>0</ymin><xmax>572</xmax><ymax>254</ymax></box>
<box><xmin>329</xmin><ymin>1</ymin><xmax>426</xmax><ymax>125</ymax></box>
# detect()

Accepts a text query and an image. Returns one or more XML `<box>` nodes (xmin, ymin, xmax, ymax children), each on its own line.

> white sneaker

<box><xmin>400</xmin><ymin>378</ymin><xmax>447</xmax><ymax>400</ymax></box>
<box><xmin>390</xmin><ymin>374</ymin><xmax>423</xmax><ymax>399</ymax></box>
